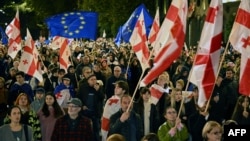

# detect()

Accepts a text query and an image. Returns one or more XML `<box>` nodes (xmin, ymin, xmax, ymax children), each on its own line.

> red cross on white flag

<box><xmin>59</xmin><ymin>36</ymin><xmax>71</xmax><ymax>72</ymax></box>
<box><xmin>130</xmin><ymin>10</ymin><xmax>150</xmax><ymax>71</ymax></box>
<box><xmin>141</xmin><ymin>0</ymin><xmax>188</xmax><ymax>87</ymax></box>
<box><xmin>148</xmin><ymin>7</ymin><xmax>160</xmax><ymax>49</ymax></box>
<box><xmin>5</xmin><ymin>8</ymin><xmax>22</xmax><ymax>59</ymax></box>
<box><xmin>189</xmin><ymin>0</ymin><xmax>223</xmax><ymax>107</ymax></box>
<box><xmin>229</xmin><ymin>0</ymin><xmax>250</xmax><ymax>96</ymax></box>
<box><xmin>18</xmin><ymin>29</ymin><xmax>43</xmax><ymax>82</ymax></box>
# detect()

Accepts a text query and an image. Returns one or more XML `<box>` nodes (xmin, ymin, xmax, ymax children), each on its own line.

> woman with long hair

<box><xmin>37</xmin><ymin>91</ymin><xmax>65</xmax><ymax>141</ymax></box>
<box><xmin>231</xmin><ymin>95</ymin><xmax>250</xmax><ymax>125</ymax></box>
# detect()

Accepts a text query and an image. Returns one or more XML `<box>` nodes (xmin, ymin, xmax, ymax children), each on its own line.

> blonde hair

<box><xmin>0</xmin><ymin>77</ymin><xmax>5</xmax><ymax>83</ymax></box>
<box><xmin>107</xmin><ymin>134</ymin><xmax>126</xmax><ymax>141</ymax></box>
<box><xmin>202</xmin><ymin>121</ymin><xmax>222</xmax><ymax>140</ymax></box>
<box><xmin>170</xmin><ymin>88</ymin><xmax>185</xmax><ymax>115</ymax></box>
<box><xmin>176</xmin><ymin>79</ymin><xmax>184</xmax><ymax>89</ymax></box>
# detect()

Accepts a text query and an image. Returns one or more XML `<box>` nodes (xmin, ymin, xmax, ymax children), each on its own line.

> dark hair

<box><xmin>58</xmin><ymin>69</ymin><xmax>66</xmax><ymax>74</ymax></box>
<box><xmin>140</xmin><ymin>87</ymin><xmax>150</xmax><ymax>95</ymax></box>
<box><xmin>115</xmin><ymin>80</ymin><xmax>129</xmax><ymax>94</ymax></box>
<box><xmin>16</xmin><ymin>71</ymin><xmax>25</xmax><ymax>77</ymax></box>
<box><xmin>7</xmin><ymin>105</ymin><xmax>22</xmax><ymax>116</ymax></box>
<box><xmin>141</xmin><ymin>133</ymin><xmax>159</xmax><ymax>141</ymax></box>
<box><xmin>135</xmin><ymin>87</ymin><xmax>151</xmax><ymax>115</ymax></box>
<box><xmin>41</xmin><ymin>91</ymin><xmax>64</xmax><ymax>118</ymax></box>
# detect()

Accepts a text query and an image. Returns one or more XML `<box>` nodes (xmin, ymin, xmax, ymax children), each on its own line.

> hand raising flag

<box><xmin>189</xmin><ymin>0</ymin><xmax>223</xmax><ymax>107</ymax></box>
<box><xmin>5</xmin><ymin>8</ymin><xmax>22</xmax><ymax>59</ymax></box>
<box><xmin>229</xmin><ymin>0</ymin><xmax>250</xmax><ymax>96</ymax></box>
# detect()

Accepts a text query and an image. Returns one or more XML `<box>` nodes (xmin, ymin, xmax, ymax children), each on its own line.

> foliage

<box><xmin>21</xmin><ymin>0</ymin><xmax>156</xmax><ymax>38</ymax></box>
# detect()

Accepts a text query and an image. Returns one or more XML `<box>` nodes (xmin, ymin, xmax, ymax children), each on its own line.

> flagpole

<box><xmin>177</xmin><ymin>74</ymin><xmax>191</xmax><ymax>118</ymax></box>
<box><xmin>125</xmin><ymin>50</ymin><xmax>133</xmax><ymax>75</ymax></box>
<box><xmin>126</xmin><ymin>70</ymin><xmax>145</xmax><ymax>113</ymax></box>
<box><xmin>204</xmin><ymin>41</ymin><xmax>230</xmax><ymax>112</ymax></box>
<box><xmin>38</xmin><ymin>55</ymin><xmax>52</xmax><ymax>84</ymax></box>
<box><xmin>69</xmin><ymin>55</ymin><xmax>79</xmax><ymax>82</ymax></box>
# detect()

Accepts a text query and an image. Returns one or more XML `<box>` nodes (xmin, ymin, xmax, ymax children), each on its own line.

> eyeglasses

<box><xmin>167</xmin><ymin>111</ymin><xmax>176</xmax><ymax>114</ymax></box>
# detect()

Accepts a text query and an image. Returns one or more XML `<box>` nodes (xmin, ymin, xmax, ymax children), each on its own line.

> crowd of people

<box><xmin>0</xmin><ymin>36</ymin><xmax>248</xmax><ymax>141</ymax></box>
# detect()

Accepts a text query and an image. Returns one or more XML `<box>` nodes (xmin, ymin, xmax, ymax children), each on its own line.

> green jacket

<box><xmin>157</xmin><ymin>121</ymin><xmax>189</xmax><ymax>141</ymax></box>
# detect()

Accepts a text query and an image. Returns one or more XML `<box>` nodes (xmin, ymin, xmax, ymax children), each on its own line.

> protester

<box><xmin>141</xmin><ymin>133</ymin><xmax>160</xmax><ymax>141</ymax></box>
<box><xmin>106</xmin><ymin>133</ymin><xmax>126</xmax><ymax>141</ymax></box>
<box><xmin>231</xmin><ymin>95</ymin><xmax>250</xmax><ymax>125</ymax></box>
<box><xmin>105</xmin><ymin>65</ymin><xmax>127</xmax><ymax>99</ymax></box>
<box><xmin>8</xmin><ymin>71</ymin><xmax>34</xmax><ymax>106</ymax></box>
<box><xmin>51</xmin><ymin>98</ymin><xmax>93</xmax><ymax>140</ymax></box>
<box><xmin>37</xmin><ymin>92</ymin><xmax>65</xmax><ymax>141</ymax></box>
<box><xmin>101</xmin><ymin>80</ymin><xmax>129</xmax><ymax>141</ymax></box>
<box><xmin>202</xmin><ymin>121</ymin><xmax>223</xmax><ymax>141</ymax></box>
<box><xmin>4</xmin><ymin>93</ymin><xmax>41</xmax><ymax>140</ymax></box>
<box><xmin>157</xmin><ymin>106</ymin><xmax>189</xmax><ymax>141</ymax></box>
<box><xmin>0</xmin><ymin>77</ymin><xmax>8</xmax><ymax>126</ymax></box>
<box><xmin>0</xmin><ymin>106</ymin><xmax>33</xmax><ymax>141</ymax></box>
<box><xmin>133</xmin><ymin>87</ymin><xmax>159</xmax><ymax>135</ymax></box>
<box><xmin>77</xmin><ymin>74</ymin><xmax>104</xmax><ymax>141</ymax></box>
<box><xmin>108</xmin><ymin>94</ymin><xmax>143</xmax><ymax>141</ymax></box>
<box><xmin>54</xmin><ymin>74</ymin><xmax>75</xmax><ymax>110</ymax></box>
<box><xmin>30</xmin><ymin>87</ymin><xmax>45</xmax><ymax>113</ymax></box>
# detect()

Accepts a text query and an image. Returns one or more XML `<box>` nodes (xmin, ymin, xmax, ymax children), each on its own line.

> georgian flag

<box><xmin>141</xmin><ymin>0</ymin><xmax>188</xmax><ymax>86</ymax></box>
<box><xmin>101</xmin><ymin>95</ymin><xmax>121</xmax><ymax>141</ymax></box>
<box><xmin>5</xmin><ymin>8</ymin><xmax>22</xmax><ymax>59</ymax></box>
<box><xmin>189</xmin><ymin>0</ymin><xmax>223</xmax><ymax>107</ymax></box>
<box><xmin>149</xmin><ymin>84</ymin><xmax>165</xmax><ymax>105</ymax></box>
<box><xmin>148</xmin><ymin>7</ymin><xmax>160</xmax><ymax>48</ymax></box>
<box><xmin>18</xmin><ymin>29</ymin><xmax>43</xmax><ymax>82</ymax></box>
<box><xmin>229</xmin><ymin>0</ymin><xmax>250</xmax><ymax>95</ymax></box>
<box><xmin>130</xmin><ymin>10</ymin><xmax>150</xmax><ymax>71</ymax></box>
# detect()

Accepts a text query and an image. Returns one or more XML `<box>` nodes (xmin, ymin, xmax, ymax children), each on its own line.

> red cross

<box><xmin>108</xmin><ymin>99</ymin><xmax>119</xmax><ymax>105</ymax></box>
<box><xmin>55</xmin><ymin>93</ymin><xmax>63</xmax><ymax>99</ymax></box>
<box><xmin>242</xmin><ymin>36</ymin><xmax>250</xmax><ymax>48</ymax></box>
<box><xmin>206</xmin><ymin>6</ymin><xmax>219</xmax><ymax>23</ymax></box>
<box><xmin>22</xmin><ymin>59</ymin><xmax>28</xmax><ymax>65</ymax></box>
<box><xmin>13</xmin><ymin>46</ymin><xmax>17</xmax><ymax>51</ymax></box>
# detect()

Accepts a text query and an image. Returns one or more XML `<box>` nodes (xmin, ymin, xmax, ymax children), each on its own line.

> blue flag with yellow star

<box><xmin>45</xmin><ymin>11</ymin><xmax>98</xmax><ymax>40</ymax></box>
<box><xmin>117</xmin><ymin>3</ymin><xmax>153</xmax><ymax>43</ymax></box>
<box><xmin>0</xmin><ymin>26</ymin><xmax>8</xmax><ymax>45</ymax></box>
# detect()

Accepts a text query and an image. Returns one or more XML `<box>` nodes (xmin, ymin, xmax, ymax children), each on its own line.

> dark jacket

<box><xmin>51</xmin><ymin>114</ymin><xmax>93</xmax><ymax>141</ymax></box>
<box><xmin>108</xmin><ymin>109</ymin><xmax>143</xmax><ymax>141</ymax></box>
<box><xmin>133</xmin><ymin>102</ymin><xmax>160</xmax><ymax>134</ymax></box>
<box><xmin>77</xmin><ymin>82</ymin><xmax>104</xmax><ymax>118</ymax></box>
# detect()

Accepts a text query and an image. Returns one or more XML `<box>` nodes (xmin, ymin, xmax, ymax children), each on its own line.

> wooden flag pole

<box><xmin>126</xmin><ymin>70</ymin><xmax>145</xmax><ymax>113</ymax></box>
<box><xmin>125</xmin><ymin>50</ymin><xmax>133</xmax><ymax>76</ymax></box>
<box><xmin>205</xmin><ymin>40</ymin><xmax>230</xmax><ymax>112</ymax></box>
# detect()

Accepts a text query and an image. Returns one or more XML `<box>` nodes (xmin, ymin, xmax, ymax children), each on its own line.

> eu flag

<box><xmin>0</xmin><ymin>26</ymin><xmax>8</xmax><ymax>45</ymax></box>
<box><xmin>45</xmin><ymin>11</ymin><xmax>98</xmax><ymax>40</ymax></box>
<box><xmin>114</xmin><ymin>26</ymin><xmax>122</xmax><ymax>47</ymax></box>
<box><xmin>118</xmin><ymin>3</ymin><xmax>153</xmax><ymax>43</ymax></box>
